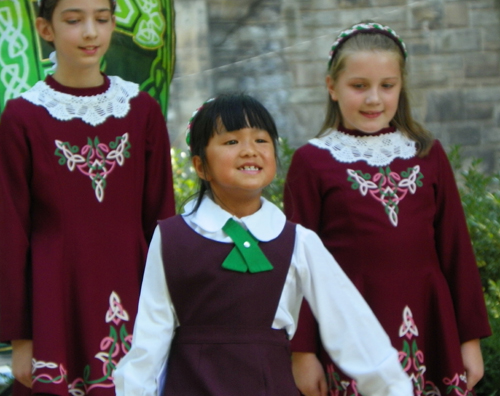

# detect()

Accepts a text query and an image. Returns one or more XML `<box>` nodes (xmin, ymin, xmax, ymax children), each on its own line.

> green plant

<box><xmin>449</xmin><ymin>146</ymin><xmax>500</xmax><ymax>396</ymax></box>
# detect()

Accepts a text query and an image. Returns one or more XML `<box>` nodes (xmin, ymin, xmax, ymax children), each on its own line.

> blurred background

<box><xmin>168</xmin><ymin>0</ymin><xmax>500</xmax><ymax>172</ymax></box>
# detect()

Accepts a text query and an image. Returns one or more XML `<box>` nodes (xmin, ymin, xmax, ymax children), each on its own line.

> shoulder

<box><xmin>294</xmin><ymin>223</ymin><xmax>324</xmax><ymax>247</ymax></box>
<box><xmin>291</xmin><ymin>142</ymin><xmax>331</xmax><ymax>166</ymax></box>
<box><xmin>0</xmin><ymin>96</ymin><xmax>36</xmax><ymax>124</ymax></box>
<box><xmin>426</xmin><ymin>139</ymin><xmax>449</xmax><ymax>162</ymax></box>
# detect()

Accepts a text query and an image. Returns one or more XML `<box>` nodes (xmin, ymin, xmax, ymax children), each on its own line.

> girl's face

<box><xmin>193</xmin><ymin>127</ymin><xmax>276</xmax><ymax>216</ymax></box>
<box><xmin>36</xmin><ymin>0</ymin><xmax>115</xmax><ymax>75</ymax></box>
<box><xmin>327</xmin><ymin>50</ymin><xmax>402</xmax><ymax>133</ymax></box>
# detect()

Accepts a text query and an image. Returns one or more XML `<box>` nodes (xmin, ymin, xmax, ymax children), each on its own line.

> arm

<box><xmin>432</xmin><ymin>141</ymin><xmax>491</xmax><ymax>342</ymax></box>
<box><xmin>114</xmin><ymin>227</ymin><xmax>177</xmax><ymax>396</ymax></box>
<box><xmin>142</xmin><ymin>96</ymin><xmax>175</xmax><ymax>242</ymax></box>
<box><xmin>292</xmin><ymin>352</ymin><xmax>327</xmax><ymax>396</ymax></box>
<box><xmin>0</xmin><ymin>101</ymin><xmax>32</xmax><ymax>342</ymax></box>
<box><xmin>461</xmin><ymin>339</ymin><xmax>483</xmax><ymax>389</ymax></box>
<box><xmin>284</xmin><ymin>148</ymin><xmax>327</xmax><ymax>394</ymax></box>
<box><xmin>294</xmin><ymin>226</ymin><xmax>413</xmax><ymax>396</ymax></box>
<box><xmin>11</xmin><ymin>340</ymin><xmax>33</xmax><ymax>388</ymax></box>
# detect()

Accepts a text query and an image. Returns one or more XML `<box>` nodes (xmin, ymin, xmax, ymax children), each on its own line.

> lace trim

<box><xmin>309</xmin><ymin>129</ymin><xmax>417</xmax><ymax>166</ymax></box>
<box><xmin>21</xmin><ymin>76</ymin><xmax>139</xmax><ymax>126</ymax></box>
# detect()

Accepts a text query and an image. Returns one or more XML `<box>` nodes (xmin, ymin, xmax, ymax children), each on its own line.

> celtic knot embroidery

<box><xmin>347</xmin><ymin>166</ymin><xmax>423</xmax><ymax>227</ymax></box>
<box><xmin>326</xmin><ymin>306</ymin><xmax>472</xmax><ymax>395</ymax></box>
<box><xmin>32</xmin><ymin>292</ymin><xmax>132</xmax><ymax>396</ymax></box>
<box><xmin>55</xmin><ymin>133</ymin><xmax>131</xmax><ymax>202</ymax></box>
<box><xmin>106</xmin><ymin>291</ymin><xmax>130</xmax><ymax>325</ymax></box>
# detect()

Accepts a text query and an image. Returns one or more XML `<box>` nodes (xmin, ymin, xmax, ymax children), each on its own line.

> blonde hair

<box><xmin>320</xmin><ymin>29</ymin><xmax>433</xmax><ymax>157</ymax></box>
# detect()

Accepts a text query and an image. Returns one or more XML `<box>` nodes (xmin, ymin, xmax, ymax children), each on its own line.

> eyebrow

<box><xmin>60</xmin><ymin>8</ymin><xmax>112</xmax><ymax>14</ymax></box>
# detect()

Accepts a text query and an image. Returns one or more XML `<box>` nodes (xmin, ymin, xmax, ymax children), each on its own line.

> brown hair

<box><xmin>320</xmin><ymin>27</ymin><xmax>433</xmax><ymax>157</ymax></box>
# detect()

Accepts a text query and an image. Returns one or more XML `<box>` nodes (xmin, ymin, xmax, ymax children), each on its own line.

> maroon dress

<box><xmin>284</xmin><ymin>127</ymin><xmax>491</xmax><ymax>395</ymax></box>
<box><xmin>158</xmin><ymin>215</ymin><xmax>299</xmax><ymax>396</ymax></box>
<box><xmin>0</xmin><ymin>75</ymin><xmax>175</xmax><ymax>396</ymax></box>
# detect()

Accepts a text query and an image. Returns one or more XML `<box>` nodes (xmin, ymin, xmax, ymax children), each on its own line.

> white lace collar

<box><xmin>21</xmin><ymin>76</ymin><xmax>139</xmax><ymax>126</ymax></box>
<box><xmin>309</xmin><ymin>128</ymin><xmax>417</xmax><ymax>166</ymax></box>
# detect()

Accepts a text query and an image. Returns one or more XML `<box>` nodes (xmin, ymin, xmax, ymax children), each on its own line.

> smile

<box><xmin>80</xmin><ymin>46</ymin><xmax>99</xmax><ymax>53</ymax></box>
<box><xmin>361</xmin><ymin>111</ymin><xmax>382</xmax><ymax>118</ymax></box>
<box><xmin>238</xmin><ymin>166</ymin><xmax>262</xmax><ymax>171</ymax></box>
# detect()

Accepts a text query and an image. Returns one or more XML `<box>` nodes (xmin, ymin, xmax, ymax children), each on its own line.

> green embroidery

<box><xmin>54</xmin><ymin>133</ymin><xmax>131</xmax><ymax>202</ymax></box>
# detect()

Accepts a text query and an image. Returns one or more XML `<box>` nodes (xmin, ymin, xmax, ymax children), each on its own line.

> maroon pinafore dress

<box><xmin>158</xmin><ymin>215</ymin><xmax>299</xmax><ymax>396</ymax></box>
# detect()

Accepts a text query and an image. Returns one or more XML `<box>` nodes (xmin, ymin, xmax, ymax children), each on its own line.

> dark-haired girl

<box><xmin>0</xmin><ymin>1</ymin><xmax>175</xmax><ymax>395</ymax></box>
<box><xmin>114</xmin><ymin>93</ymin><xmax>413</xmax><ymax>396</ymax></box>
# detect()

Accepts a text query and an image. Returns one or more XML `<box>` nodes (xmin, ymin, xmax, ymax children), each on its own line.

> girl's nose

<box><xmin>365</xmin><ymin>88</ymin><xmax>381</xmax><ymax>105</ymax></box>
<box><xmin>83</xmin><ymin>20</ymin><xmax>98</xmax><ymax>39</ymax></box>
<box><xmin>240</xmin><ymin>141</ymin><xmax>258</xmax><ymax>156</ymax></box>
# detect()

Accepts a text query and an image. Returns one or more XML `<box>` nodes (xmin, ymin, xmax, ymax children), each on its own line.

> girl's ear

<box><xmin>35</xmin><ymin>17</ymin><xmax>55</xmax><ymax>43</ymax></box>
<box><xmin>326</xmin><ymin>75</ymin><xmax>338</xmax><ymax>101</ymax></box>
<box><xmin>192</xmin><ymin>155</ymin><xmax>212</xmax><ymax>182</ymax></box>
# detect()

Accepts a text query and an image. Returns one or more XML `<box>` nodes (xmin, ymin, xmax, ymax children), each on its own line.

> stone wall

<box><xmin>167</xmin><ymin>0</ymin><xmax>500</xmax><ymax>172</ymax></box>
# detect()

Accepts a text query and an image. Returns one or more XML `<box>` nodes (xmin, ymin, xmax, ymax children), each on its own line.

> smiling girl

<box><xmin>113</xmin><ymin>93</ymin><xmax>413</xmax><ymax>396</ymax></box>
<box><xmin>0</xmin><ymin>1</ymin><xmax>175</xmax><ymax>395</ymax></box>
<box><xmin>284</xmin><ymin>21</ymin><xmax>491</xmax><ymax>396</ymax></box>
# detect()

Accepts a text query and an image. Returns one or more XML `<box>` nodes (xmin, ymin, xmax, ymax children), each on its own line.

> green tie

<box><xmin>221</xmin><ymin>218</ymin><xmax>274</xmax><ymax>273</ymax></box>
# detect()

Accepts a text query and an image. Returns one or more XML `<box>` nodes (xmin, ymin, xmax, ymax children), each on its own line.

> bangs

<box><xmin>208</xmin><ymin>94</ymin><xmax>277</xmax><ymax>138</ymax></box>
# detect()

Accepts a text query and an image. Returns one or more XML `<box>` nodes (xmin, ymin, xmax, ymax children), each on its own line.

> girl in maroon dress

<box><xmin>0</xmin><ymin>1</ymin><xmax>175</xmax><ymax>396</ymax></box>
<box><xmin>284</xmin><ymin>21</ymin><xmax>491</xmax><ymax>396</ymax></box>
<box><xmin>114</xmin><ymin>93</ymin><xmax>413</xmax><ymax>396</ymax></box>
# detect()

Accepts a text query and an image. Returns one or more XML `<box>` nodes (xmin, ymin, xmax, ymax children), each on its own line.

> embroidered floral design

<box><xmin>55</xmin><ymin>133</ymin><xmax>131</xmax><ymax>202</ymax></box>
<box><xmin>443</xmin><ymin>374</ymin><xmax>474</xmax><ymax>396</ymax></box>
<box><xmin>32</xmin><ymin>291</ymin><xmax>133</xmax><ymax>396</ymax></box>
<box><xmin>325</xmin><ymin>306</ymin><xmax>472</xmax><ymax>396</ymax></box>
<box><xmin>347</xmin><ymin>166</ymin><xmax>423</xmax><ymax>226</ymax></box>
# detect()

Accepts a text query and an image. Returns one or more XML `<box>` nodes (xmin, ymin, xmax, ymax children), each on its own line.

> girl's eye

<box><xmin>352</xmin><ymin>83</ymin><xmax>366</xmax><ymax>89</ymax></box>
<box><xmin>66</xmin><ymin>19</ymin><xmax>79</xmax><ymax>24</ymax></box>
<box><xmin>224</xmin><ymin>140</ymin><xmax>238</xmax><ymax>145</ymax></box>
<box><xmin>256</xmin><ymin>139</ymin><xmax>269</xmax><ymax>143</ymax></box>
<box><xmin>382</xmin><ymin>84</ymin><xmax>394</xmax><ymax>89</ymax></box>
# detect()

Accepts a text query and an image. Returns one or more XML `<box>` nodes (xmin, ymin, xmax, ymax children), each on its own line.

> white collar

<box><xmin>182</xmin><ymin>195</ymin><xmax>286</xmax><ymax>243</ymax></box>
<box><xmin>20</xmin><ymin>75</ymin><xmax>139</xmax><ymax>126</ymax></box>
<box><xmin>309</xmin><ymin>128</ymin><xmax>417</xmax><ymax>166</ymax></box>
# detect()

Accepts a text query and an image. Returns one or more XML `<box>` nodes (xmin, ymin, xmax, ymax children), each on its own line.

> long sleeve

<box><xmin>284</xmin><ymin>146</ymin><xmax>322</xmax><ymax>354</ymax></box>
<box><xmin>114</xmin><ymin>227</ymin><xmax>177</xmax><ymax>396</ymax></box>
<box><xmin>142</xmin><ymin>95</ymin><xmax>175</xmax><ymax>242</ymax></box>
<box><xmin>0</xmin><ymin>100</ymin><xmax>33</xmax><ymax>342</ymax></box>
<box><xmin>432</xmin><ymin>141</ymin><xmax>491</xmax><ymax>342</ymax></box>
<box><xmin>294</xmin><ymin>226</ymin><xmax>413</xmax><ymax>396</ymax></box>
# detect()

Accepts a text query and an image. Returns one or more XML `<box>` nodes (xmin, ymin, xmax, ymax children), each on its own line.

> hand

<box><xmin>461</xmin><ymin>339</ymin><xmax>484</xmax><ymax>389</ymax></box>
<box><xmin>291</xmin><ymin>352</ymin><xmax>327</xmax><ymax>396</ymax></box>
<box><xmin>11</xmin><ymin>339</ymin><xmax>33</xmax><ymax>388</ymax></box>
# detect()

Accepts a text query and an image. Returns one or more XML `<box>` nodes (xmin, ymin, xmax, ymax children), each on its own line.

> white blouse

<box><xmin>114</xmin><ymin>196</ymin><xmax>412</xmax><ymax>396</ymax></box>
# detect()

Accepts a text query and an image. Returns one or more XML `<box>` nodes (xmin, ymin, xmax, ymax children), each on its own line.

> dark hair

<box><xmin>38</xmin><ymin>0</ymin><xmax>116</xmax><ymax>20</ymax></box>
<box><xmin>189</xmin><ymin>93</ymin><xmax>279</xmax><ymax>212</ymax></box>
<box><xmin>321</xmin><ymin>22</ymin><xmax>434</xmax><ymax>157</ymax></box>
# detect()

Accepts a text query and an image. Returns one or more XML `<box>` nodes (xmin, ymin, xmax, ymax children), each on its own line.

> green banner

<box><xmin>0</xmin><ymin>0</ymin><xmax>175</xmax><ymax>115</ymax></box>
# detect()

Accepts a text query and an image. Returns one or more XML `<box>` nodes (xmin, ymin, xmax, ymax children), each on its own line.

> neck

<box><xmin>213</xmin><ymin>194</ymin><xmax>262</xmax><ymax>218</ymax></box>
<box><xmin>52</xmin><ymin>67</ymin><xmax>104</xmax><ymax>88</ymax></box>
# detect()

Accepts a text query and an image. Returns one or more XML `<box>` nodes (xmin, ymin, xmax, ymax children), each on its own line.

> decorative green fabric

<box><xmin>221</xmin><ymin>218</ymin><xmax>274</xmax><ymax>273</ymax></box>
<box><xmin>0</xmin><ymin>0</ymin><xmax>175</xmax><ymax>115</ymax></box>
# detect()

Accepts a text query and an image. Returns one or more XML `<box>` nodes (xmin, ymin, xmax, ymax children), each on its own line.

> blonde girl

<box><xmin>284</xmin><ymin>21</ymin><xmax>491</xmax><ymax>396</ymax></box>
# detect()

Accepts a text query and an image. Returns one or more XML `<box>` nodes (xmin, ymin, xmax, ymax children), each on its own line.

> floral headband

<box><xmin>185</xmin><ymin>98</ymin><xmax>216</xmax><ymax>147</ymax></box>
<box><xmin>328</xmin><ymin>22</ymin><xmax>408</xmax><ymax>69</ymax></box>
